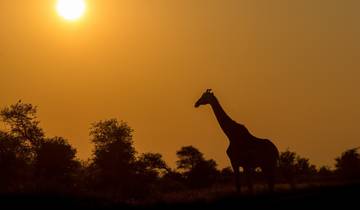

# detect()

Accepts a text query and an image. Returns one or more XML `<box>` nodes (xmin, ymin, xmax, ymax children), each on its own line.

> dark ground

<box><xmin>1</xmin><ymin>183</ymin><xmax>359</xmax><ymax>210</ymax></box>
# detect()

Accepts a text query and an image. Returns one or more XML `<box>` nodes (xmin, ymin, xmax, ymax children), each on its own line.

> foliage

<box><xmin>335</xmin><ymin>147</ymin><xmax>360</xmax><ymax>180</ymax></box>
<box><xmin>219</xmin><ymin>167</ymin><xmax>234</xmax><ymax>183</ymax></box>
<box><xmin>137</xmin><ymin>152</ymin><xmax>170</xmax><ymax>175</ymax></box>
<box><xmin>89</xmin><ymin>119</ymin><xmax>138</xmax><ymax>196</ymax></box>
<box><xmin>176</xmin><ymin>146</ymin><xmax>219</xmax><ymax>188</ymax></box>
<box><xmin>2</xmin><ymin>100</ymin><xmax>359</xmax><ymax>201</ymax></box>
<box><xmin>279</xmin><ymin>150</ymin><xmax>297</xmax><ymax>181</ymax></box>
<box><xmin>279</xmin><ymin>149</ymin><xmax>317</xmax><ymax>184</ymax></box>
<box><xmin>295</xmin><ymin>157</ymin><xmax>317</xmax><ymax>178</ymax></box>
<box><xmin>176</xmin><ymin>146</ymin><xmax>205</xmax><ymax>171</ymax></box>
<box><xmin>0</xmin><ymin>101</ymin><xmax>47</xmax><ymax>191</ymax></box>
<box><xmin>0</xmin><ymin>101</ymin><xmax>44</xmax><ymax>149</ymax></box>
<box><xmin>35</xmin><ymin>137</ymin><xmax>79</xmax><ymax>182</ymax></box>
<box><xmin>0</xmin><ymin>131</ymin><xmax>30</xmax><ymax>191</ymax></box>
<box><xmin>318</xmin><ymin>166</ymin><xmax>333</xmax><ymax>178</ymax></box>
<box><xmin>187</xmin><ymin>158</ymin><xmax>219</xmax><ymax>188</ymax></box>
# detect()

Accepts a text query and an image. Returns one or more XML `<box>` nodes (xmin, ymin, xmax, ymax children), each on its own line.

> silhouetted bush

<box><xmin>295</xmin><ymin>157</ymin><xmax>317</xmax><ymax>181</ymax></box>
<box><xmin>279</xmin><ymin>149</ymin><xmax>317</xmax><ymax>186</ymax></box>
<box><xmin>3</xmin><ymin>100</ymin><xmax>357</xmax><ymax>205</ymax></box>
<box><xmin>89</xmin><ymin>119</ymin><xmax>137</xmax><ymax>197</ymax></box>
<box><xmin>316</xmin><ymin>166</ymin><xmax>336</xmax><ymax>181</ymax></box>
<box><xmin>0</xmin><ymin>131</ymin><xmax>30</xmax><ymax>192</ymax></box>
<box><xmin>188</xmin><ymin>159</ymin><xmax>219</xmax><ymax>188</ymax></box>
<box><xmin>34</xmin><ymin>137</ymin><xmax>80</xmax><ymax>192</ymax></box>
<box><xmin>335</xmin><ymin>148</ymin><xmax>360</xmax><ymax>180</ymax></box>
<box><xmin>133</xmin><ymin>153</ymin><xmax>171</xmax><ymax>196</ymax></box>
<box><xmin>218</xmin><ymin>167</ymin><xmax>234</xmax><ymax>183</ymax></box>
<box><xmin>176</xmin><ymin>146</ymin><xmax>219</xmax><ymax>188</ymax></box>
<box><xmin>158</xmin><ymin>170</ymin><xmax>186</xmax><ymax>192</ymax></box>
<box><xmin>0</xmin><ymin>101</ymin><xmax>46</xmax><ymax>192</ymax></box>
<box><xmin>279</xmin><ymin>150</ymin><xmax>296</xmax><ymax>185</ymax></box>
<box><xmin>318</xmin><ymin>166</ymin><xmax>332</xmax><ymax>177</ymax></box>
<box><xmin>136</xmin><ymin>153</ymin><xmax>170</xmax><ymax>175</ymax></box>
<box><xmin>176</xmin><ymin>146</ymin><xmax>204</xmax><ymax>170</ymax></box>
<box><xmin>0</xmin><ymin>101</ymin><xmax>44</xmax><ymax>150</ymax></box>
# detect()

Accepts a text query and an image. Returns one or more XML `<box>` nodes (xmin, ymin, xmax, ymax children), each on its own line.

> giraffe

<box><xmin>195</xmin><ymin>89</ymin><xmax>279</xmax><ymax>192</ymax></box>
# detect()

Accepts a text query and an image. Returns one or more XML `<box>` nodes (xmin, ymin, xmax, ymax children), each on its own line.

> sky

<box><xmin>1</xmin><ymin>0</ymin><xmax>359</xmax><ymax>168</ymax></box>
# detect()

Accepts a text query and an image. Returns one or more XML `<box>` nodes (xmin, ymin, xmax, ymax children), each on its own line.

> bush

<box><xmin>176</xmin><ymin>146</ymin><xmax>219</xmax><ymax>188</ymax></box>
<box><xmin>34</xmin><ymin>137</ymin><xmax>80</xmax><ymax>191</ymax></box>
<box><xmin>0</xmin><ymin>131</ymin><xmax>30</xmax><ymax>191</ymax></box>
<box><xmin>335</xmin><ymin>148</ymin><xmax>360</xmax><ymax>180</ymax></box>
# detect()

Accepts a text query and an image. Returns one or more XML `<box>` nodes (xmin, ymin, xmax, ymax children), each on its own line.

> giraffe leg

<box><xmin>244</xmin><ymin>167</ymin><xmax>254</xmax><ymax>194</ymax></box>
<box><xmin>231</xmin><ymin>163</ymin><xmax>241</xmax><ymax>193</ymax></box>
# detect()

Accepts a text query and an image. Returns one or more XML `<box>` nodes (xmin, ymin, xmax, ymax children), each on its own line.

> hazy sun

<box><xmin>56</xmin><ymin>0</ymin><xmax>86</xmax><ymax>21</ymax></box>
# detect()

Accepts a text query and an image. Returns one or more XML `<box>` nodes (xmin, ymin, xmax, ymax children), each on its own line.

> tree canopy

<box><xmin>335</xmin><ymin>147</ymin><xmax>360</xmax><ymax>179</ymax></box>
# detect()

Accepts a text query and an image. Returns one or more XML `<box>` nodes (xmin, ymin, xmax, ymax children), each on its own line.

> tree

<box><xmin>187</xmin><ymin>158</ymin><xmax>219</xmax><ymax>188</ymax></box>
<box><xmin>279</xmin><ymin>150</ymin><xmax>318</xmax><ymax>185</ymax></box>
<box><xmin>0</xmin><ymin>101</ymin><xmax>44</xmax><ymax>149</ymax></box>
<box><xmin>0</xmin><ymin>131</ymin><xmax>30</xmax><ymax>191</ymax></box>
<box><xmin>335</xmin><ymin>148</ymin><xmax>360</xmax><ymax>180</ymax></box>
<box><xmin>318</xmin><ymin>166</ymin><xmax>333</xmax><ymax>178</ymax></box>
<box><xmin>89</xmin><ymin>119</ymin><xmax>137</xmax><ymax>195</ymax></box>
<box><xmin>295</xmin><ymin>157</ymin><xmax>317</xmax><ymax>179</ymax></box>
<box><xmin>176</xmin><ymin>146</ymin><xmax>204</xmax><ymax>171</ymax></box>
<box><xmin>134</xmin><ymin>153</ymin><xmax>171</xmax><ymax>194</ymax></box>
<box><xmin>0</xmin><ymin>101</ymin><xmax>46</xmax><ymax>191</ymax></box>
<box><xmin>1</xmin><ymin>101</ymin><xmax>84</xmax><ymax>192</ymax></box>
<box><xmin>219</xmin><ymin>167</ymin><xmax>234</xmax><ymax>183</ymax></box>
<box><xmin>35</xmin><ymin>137</ymin><xmax>79</xmax><ymax>186</ymax></box>
<box><xmin>279</xmin><ymin>150</ymin><xmax>297</xmax><ymax>184</ymax></box>
<box><xmin>158</xmin><ymin>169</ymin><xmax>186</xmax><ymax>192</ymax></box>
<box><xmin>176</xmin><ymin>146</ymin><xmax>219</xmax><ymax>188</ymax></box>
<box><xmin>137</xmin><ymin>152</ymin><xmax>170</xmax><ymax>176</ymax></box>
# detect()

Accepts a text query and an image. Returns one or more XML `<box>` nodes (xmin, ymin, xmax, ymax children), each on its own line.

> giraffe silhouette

<box><xmin>195</xmin><ymin>89</ymin><xmax>279</xmax><ymax>192</ymax></box>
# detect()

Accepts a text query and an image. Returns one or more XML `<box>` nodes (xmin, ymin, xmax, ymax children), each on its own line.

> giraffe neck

<box><xmin>209</xmin><ymin>96</ymin><xmax>237</xmax><ymax>139</ymax></box>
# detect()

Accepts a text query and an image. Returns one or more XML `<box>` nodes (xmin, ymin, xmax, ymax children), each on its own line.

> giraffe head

<box><xmin>195</xmin><ymin>89</ymin><xmax>215</xmax><ymax>108</ymax></box>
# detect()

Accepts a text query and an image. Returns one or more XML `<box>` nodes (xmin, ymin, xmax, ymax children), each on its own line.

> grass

<box><xmin>0</xmin><ymin>181</ymin><xmax>359</xmax><ymax>209</ymax></box>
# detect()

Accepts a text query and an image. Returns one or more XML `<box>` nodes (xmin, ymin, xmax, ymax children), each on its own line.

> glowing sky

<box><xmin>1</xmin><ymin>0</ymin><xmax>359</xmax><ymax>168</ymax></box>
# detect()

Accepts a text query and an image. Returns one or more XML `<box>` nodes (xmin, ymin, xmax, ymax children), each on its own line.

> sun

<box><xmin>56</xmin><ymin>0</ymin><xmax>86</xmax><ymax>21</ymax></box>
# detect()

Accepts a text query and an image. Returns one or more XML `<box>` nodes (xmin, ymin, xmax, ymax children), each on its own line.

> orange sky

<box><xmin>1</xmin><ymin>0</ymin><xmax>359</xmax><ymax>168</ymax></box>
